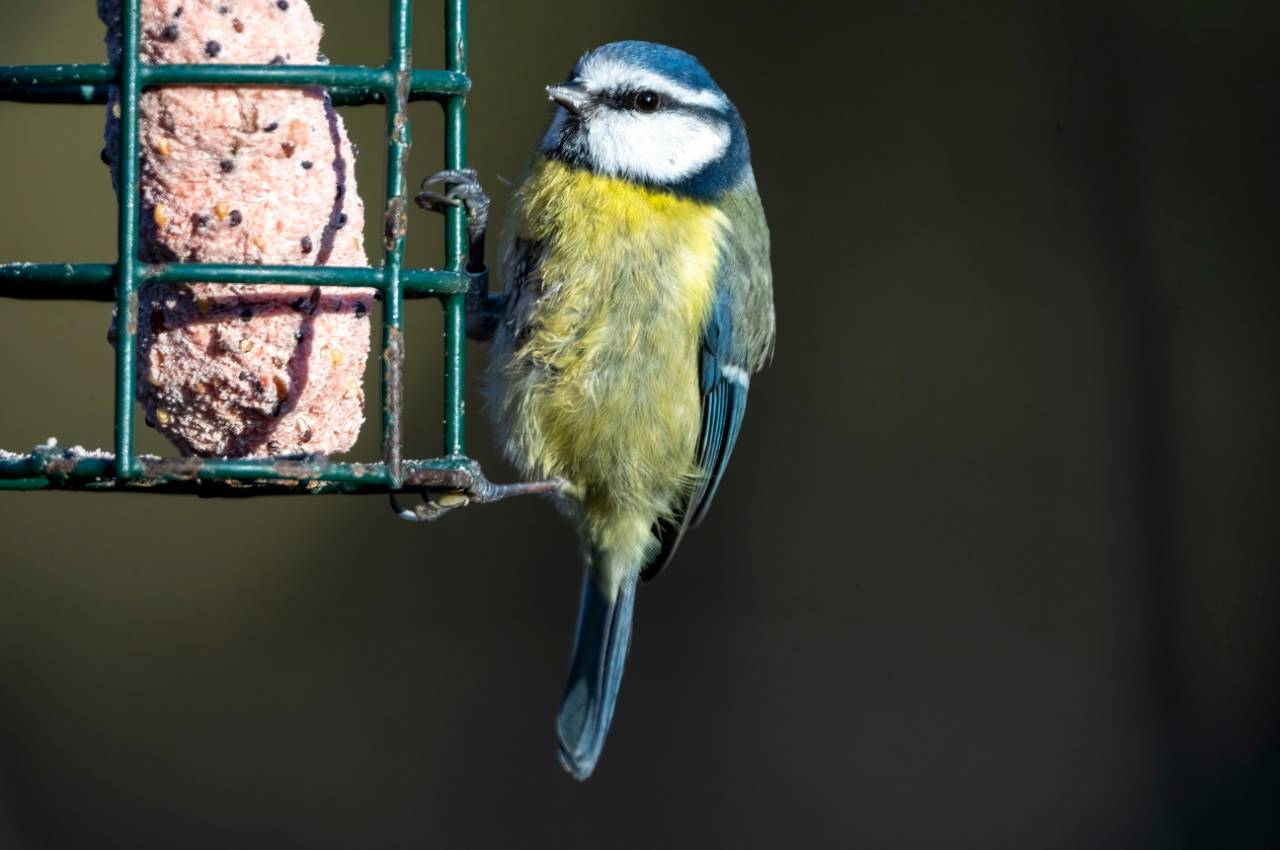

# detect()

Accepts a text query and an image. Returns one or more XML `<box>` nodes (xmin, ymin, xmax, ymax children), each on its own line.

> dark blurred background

<box><xmin>1</xmin><ymin>1</ymin><xmax>1278</xmax><ymax>847</ymax></box>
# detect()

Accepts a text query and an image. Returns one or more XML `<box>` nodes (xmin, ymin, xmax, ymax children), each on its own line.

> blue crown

<box><xmin>577</xmin><ymin>41</ymin><xmax>726</xmax><ymax>101</ymax></box>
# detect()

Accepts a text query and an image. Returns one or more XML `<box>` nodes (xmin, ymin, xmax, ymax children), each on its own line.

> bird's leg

<box><xmin>415</xmin><ymin>168</ymin><xmax>503</xmax><ymax>341</ymax></box>
<box><xmin>389</xmin><ymin>460</ymin><xmax>565</xmax><ymax>523</ymax></box>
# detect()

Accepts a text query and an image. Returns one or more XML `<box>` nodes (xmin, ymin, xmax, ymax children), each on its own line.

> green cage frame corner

<box><xmin>0</xmin><ymin>0</ymin><xmax>524</xmax><ymax>506</ymax></box>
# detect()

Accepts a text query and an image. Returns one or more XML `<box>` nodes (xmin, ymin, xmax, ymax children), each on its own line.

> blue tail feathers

<box><xmin>556</xmin><ymin>570</ymin><xmax>638</xmax><ymax>780</ymax></box>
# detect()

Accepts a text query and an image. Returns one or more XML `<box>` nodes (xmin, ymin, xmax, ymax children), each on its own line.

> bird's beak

<box><xmin>546</xmin><ymin>82</ymin><xmax>591</xmax><ymax>115</ymax></box>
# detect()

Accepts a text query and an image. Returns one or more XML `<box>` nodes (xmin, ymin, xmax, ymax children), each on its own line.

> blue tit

<box><xmin>488</xmin><ymin>41</ymin><xmax>775</xmax><ymax>780</ymax></box>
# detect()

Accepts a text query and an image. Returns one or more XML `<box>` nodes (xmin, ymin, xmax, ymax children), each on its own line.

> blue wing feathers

<box><xmin>642</xmin><ymin>293</ymin><xmax>749</xmax><ymax>580</ymax></box>
<box><xmin>689</xmin><ymin>367</ymin><xmax>747</xmax><ymax>529</ymax></box>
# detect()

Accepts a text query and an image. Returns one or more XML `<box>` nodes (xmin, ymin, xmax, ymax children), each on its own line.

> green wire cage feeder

<box><xmin>0</xmin><ymin>0</ymin><xmax>551</xmax><ymax>515</ymax></box>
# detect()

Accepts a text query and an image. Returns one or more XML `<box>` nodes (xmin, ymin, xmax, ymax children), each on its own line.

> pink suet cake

<box><xmin>99</xmin><ymin>0</ymin><xmax>374</xmax><ymax>457</ymax></box>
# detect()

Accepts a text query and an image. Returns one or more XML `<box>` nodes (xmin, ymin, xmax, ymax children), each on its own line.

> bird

<box><xmin>420</xmin><ymin>40</ymin><xmax>775</xmax><ymax>780</ymax></box>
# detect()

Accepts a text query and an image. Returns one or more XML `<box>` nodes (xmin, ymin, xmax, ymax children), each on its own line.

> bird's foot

<box><xmin>415</xmin><ymin>168</ymin><xmax>490</xmax><ymax>253</ymax></box>
<box><xmin>415</xmin><ymin>168</ymin><xmax>502</xmax><ymax>340</ymax></box>
<box><xmin>390</xmin><ymin>465</ymin><xmax>566</xmax><ymax>523</ymax></box>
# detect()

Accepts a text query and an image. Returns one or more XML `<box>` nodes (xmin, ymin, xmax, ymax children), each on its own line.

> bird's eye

<box><xmin>631</xmin><ymin>90</ymin><xmax>662</xmax><ymax>113</ymax></box>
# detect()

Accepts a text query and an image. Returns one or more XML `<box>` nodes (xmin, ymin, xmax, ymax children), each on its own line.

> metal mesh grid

<box><xmin>0</xmin><ymin>0</ymin><xmax>500</xmax><ymax>501</ymax></box>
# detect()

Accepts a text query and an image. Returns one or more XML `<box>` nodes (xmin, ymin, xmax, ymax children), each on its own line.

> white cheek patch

<box><xmin>585</xmin><ymin>110</ymin><xmax>731</xmax><ymax>183</ymax></box>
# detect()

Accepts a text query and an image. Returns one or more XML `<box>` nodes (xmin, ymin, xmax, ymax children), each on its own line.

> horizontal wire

<box><xmin>0</xmin><ymin>64</ymin><xmax>469</xmax><ymax>105</ymax></box>
<box><xmin>0</xmin><ymin>452</ymin><xmax>474</xmax><ymax>494</ymax></box>
<box><xmin>0</xmin><ymin>263</ymin><xmax>470</xmax><ymax>299</ymax></box>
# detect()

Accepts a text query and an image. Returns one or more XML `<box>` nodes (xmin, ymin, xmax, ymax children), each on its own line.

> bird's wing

<box><xmin>643</xmin><ymin>173</ymin><xmax>775</xmax><ymax>581</ymax></box>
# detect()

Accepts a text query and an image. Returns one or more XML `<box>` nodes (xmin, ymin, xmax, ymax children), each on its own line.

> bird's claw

<box><xmin>395</xmin><ymin>490</ymin><xmax>471</xmax><ymax>522</ymax></box>
<box><xmin>415</xmin><ymin>168</ymin><xmax>490</xmax><ymax>248</ymax></box>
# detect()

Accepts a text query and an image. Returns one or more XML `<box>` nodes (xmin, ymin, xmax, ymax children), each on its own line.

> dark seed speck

<box><xmin>220</xmin><ymin>159</ymin><xmax>235</xmax><ymax>173</ymax></box>
<box><xmin>262</xmin><ymin>121</ymin><xmax>278</xmax><ymax>133</ymax></box>
<box><xmin>161</xmin><ymin>23</ymin><xmax>180</xmax><ymax>41</ymax></box>
<box><xmin>229</xmin><ymin>209</ymin><xmax>243</xmax><ymax>226</ymax></box>
<box><xmin>277</xmin><ymin>0</ymin><xmax>290</xmax><ymax>9</ymax></box>
<box><xmin>205</xmin><ymin>40</ymin><xmax>221</xmax><ymax>58</ymax></box>
<box><xmin>355</xmin><ymin>302</ymin><xmax>366</xmax><ymax>316</ymax></box>
<box><xmin>218</xmin><ymin>5</ymin><xmax>228</xmax><ymax>14</ymax></box>
<box><xmin>316</xmin><ymin>51</ymin><xmax>329</xmax><ymax>64</ymax></box>
<box><xmin>301</xmin><ymin>160</ymin><xmax>312</xmax><ymax>170</ymax></box>
<box><xmin>269</xmin><ymin>55</ymin><xmax>285</xmax><ymax>66</ymax></box>
<box><xmin>240</xmin><ymin>306</ymin><xmax>253</xmax><ymax>321</ymax></box>
<box><xmin>300</xmin><ymin>235</ymin><xmax>313</xmax><ymax>254</ymax></box>
<box><xmin>331</xmin><ymin>213</ymin><xmax>348</xmax><ymax>229</ymax></box>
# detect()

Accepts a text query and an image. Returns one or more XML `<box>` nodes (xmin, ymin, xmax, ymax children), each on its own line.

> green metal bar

<box><xmin>442</xmin><ymin>0</ymin><xmax>468</xmax><ymax>457</ymax></box>
<box><xmin>0</xmin><ymin>64</ymin><xmax>115</xmax><ymax>86</ymax></box>
<box><xmin>0</xmin><ymin>65</ymin><xmax>468</xmax><ymax>104</ymax></box>
<box><xmin>0</xmin><ymin>263</ymin><xmax>470</xmax><ymax>299</ymax></box>
<box><xmin>114</xmin><ymin>0</ymin><xmax>141</xmax><ymax>479</ymax></box>
<box><xmin>144</xmin><ymin>265</ymin><xmax>461</xmax><ymax>293</ymax></box>
<box><xmin>0</xmin><ymin>452</ymin><xmax>470</xmax><ymax>493</ymax></box>
<box><xmin>381</xmin><ymin>0</ymin><xmax>414</xmax><ymax>486</ymax></box>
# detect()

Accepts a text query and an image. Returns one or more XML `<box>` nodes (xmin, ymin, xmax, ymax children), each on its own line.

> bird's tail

<box><xmin>556</xmin><ymin>565</ymin><xmax>638</xmax><ymax>781</ymax></box>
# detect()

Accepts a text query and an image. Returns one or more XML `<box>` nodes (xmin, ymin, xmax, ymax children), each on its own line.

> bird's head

<box><xmin>540</xmin><ymin>41</ymin><xmax>750</xmax><ymax>199</ymax></box>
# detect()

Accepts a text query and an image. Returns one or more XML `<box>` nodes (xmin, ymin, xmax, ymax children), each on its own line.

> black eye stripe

<box><xmin>605</xmin><ymin>89</ymin><xmax>666</xmax><ymax>112</ymax></box>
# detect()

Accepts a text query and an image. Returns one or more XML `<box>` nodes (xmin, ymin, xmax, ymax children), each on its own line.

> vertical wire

<box><xmin>113</xmin><ymin>0</ymin><xmax>142</xmax><ymax>478</ymax></box>
<box><xmin>382</xmin><ymin>0</ymin><xmax>414</xmax><ymax>485</ymax></box>
<box><xmin>442</xmin><ymin>0</ymin><xmax>467</xmax><ymax>457</ymax></box>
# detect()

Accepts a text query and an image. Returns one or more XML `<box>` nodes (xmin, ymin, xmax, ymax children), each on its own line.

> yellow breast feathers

<box><xmin>497</xmin><ymin>158</ymin><xmax>728</xmax><ymax>531</ymax></box>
